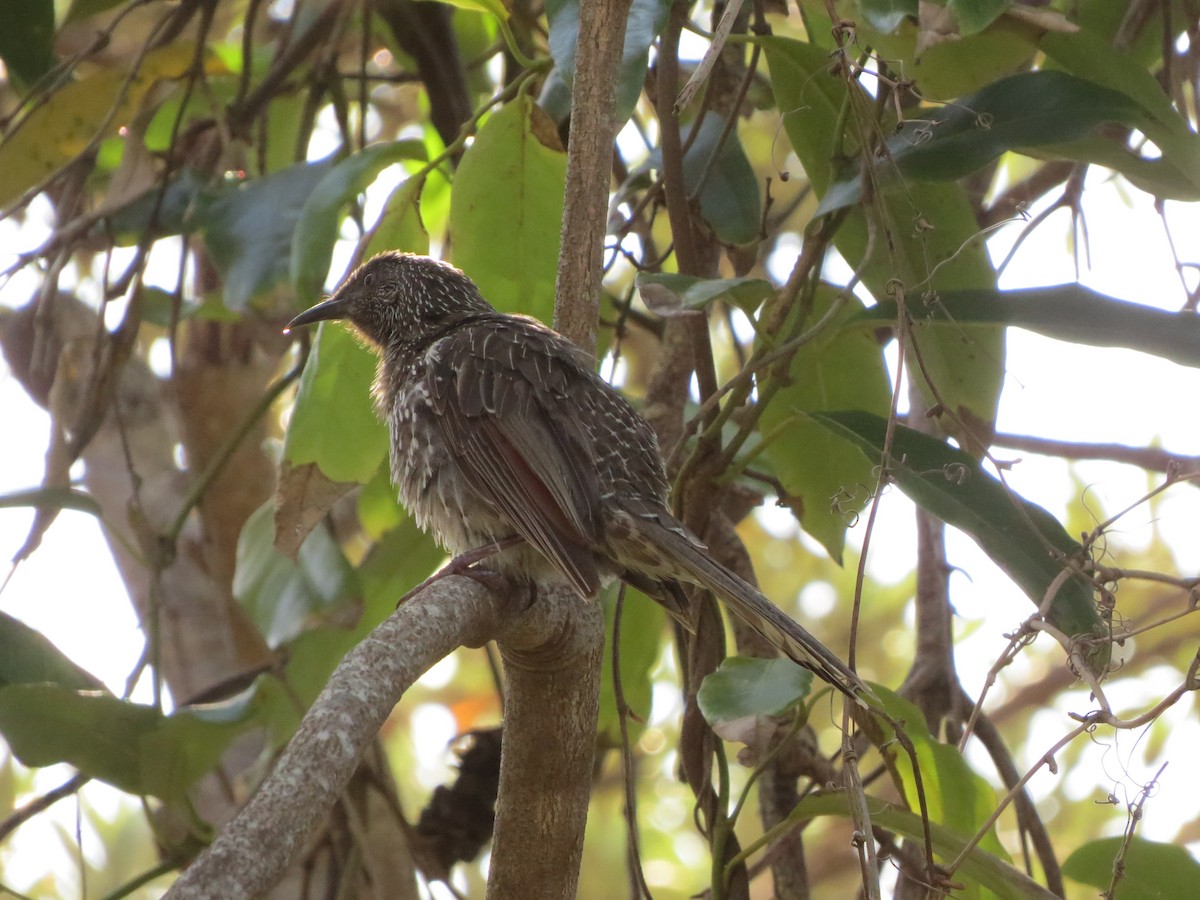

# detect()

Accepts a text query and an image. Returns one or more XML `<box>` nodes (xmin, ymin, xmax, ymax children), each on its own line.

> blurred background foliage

<box><xmin>1</xmin><ymin>0</ymin><xmax>1200</xmax><ymax>897</ymax></box>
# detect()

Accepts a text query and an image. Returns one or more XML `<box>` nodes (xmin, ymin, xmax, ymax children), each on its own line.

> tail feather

<box><xmin>637</xmin><ymin>519</ymin><xmax>873</xmax><ymax>707</ymax></box>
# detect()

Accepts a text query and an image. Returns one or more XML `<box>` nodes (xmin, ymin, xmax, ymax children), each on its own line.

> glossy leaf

<box><xmin>545</xmin><ymin>0</ymin><xmax>668</xmax><ymax>124</ymax></box>
<box><xmin>1063</xmin><ymin>836</ymin><xmax>1200</xmax><ymax>899</ymax></box>
<box><xmin>0</xmin><ymin>685</ymin><xmax>242</xmax><ymax>802</ymax></box>
<box><xmin>234</xmin><ymin>503</ymin><xmax>359</xmax><ymax>648</ymax></box>
<box><xmin>809</xmin><ymin>411</ymin><xmax>1106</xmax><ymax>661</ymax></box>
<box><xmin>819</xmin><ymin>71</ymin><xmax>1147</xmax><ymax>214</ymax></box>
<box><xmin>697</xmin><ymin>657</ymin><xmax>814</xmax><ymax>725</ymax></box>
<box><xmin>449</xmin><ymin>95</ymin><xmax>565</xmax><ymax>318</ymax></box>
<box><xmin>202</xmin><ymin>159</ymin><xmax>334</xmax><ymax>310</ymax></box>
<box><xmin>1039</xmin><ymin>29</ymin><xmax>1200</xmax><ymax>198</ymax></box>
<box><xmin>851</xmin><ymin>284</ymin><xmax>1200</xmax><ymax>369</ymax></box>
<box><xmin>762</xmin><ymin>36</ymin><xmax>1003</xmax><ymax>441</ymax></box>
<box><xmin>757</xmin><ymin>287</ymin><xmax>891</xmax><ymax>562</ymax></box>
<box><xmin>649</xmin><ymin>112</ymin><xmax>762</xmax><ymax>245</ymax></box>
<box><xmin>0</xmin><ymin>613</ymin><xmax>105</xmax><ymax>691</ymax></box>
<box><xmin>283</xmin><ymin>322</ymin><xmax>386</xmax><ymax>484</ymax></box>
<box><xmin>290</xmin><ymin>140</ymin><xmax>427</xmax><ymax>301</ymax></box>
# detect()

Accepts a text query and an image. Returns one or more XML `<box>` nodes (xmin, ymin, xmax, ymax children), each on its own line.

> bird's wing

<box><xmin>426</xmin><ymin>320</ymin><xmax>604</xmax><ymax>598</ymax></box>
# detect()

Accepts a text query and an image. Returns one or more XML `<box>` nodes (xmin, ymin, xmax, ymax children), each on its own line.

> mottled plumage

<box><xmin>287</xmin><ymin>252</ymin><xmax>870</xmax><ymax>704</ymax></box>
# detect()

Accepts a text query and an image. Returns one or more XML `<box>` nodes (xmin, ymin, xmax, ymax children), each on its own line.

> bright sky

<box><xmin>3</xmin><ymin>163</ymin><xmax>1200</xmax><ymax>892</ymax></box>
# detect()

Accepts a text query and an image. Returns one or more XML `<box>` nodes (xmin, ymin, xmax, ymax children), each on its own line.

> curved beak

<box><xmin>284</xmin><ymin>295</ymin><xmax>352</xmax><ymax>333</ymax></box>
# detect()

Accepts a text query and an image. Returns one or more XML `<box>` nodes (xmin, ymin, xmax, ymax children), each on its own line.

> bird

<box><xmin>286</xmin><ymin>251</ymin><xmax>871</xmax><ymax>705</ymax></box>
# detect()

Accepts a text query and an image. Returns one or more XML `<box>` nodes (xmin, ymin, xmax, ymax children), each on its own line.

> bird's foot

<box><xmin>397</xmin><ymin>537</ymin><xmax>522</xmax><ymax>607</ymax></box>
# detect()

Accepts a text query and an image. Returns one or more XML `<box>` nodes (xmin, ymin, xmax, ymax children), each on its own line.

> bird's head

<box><xmin>284</xmin><ymin>251</ymin><xmax>493</xmax><ymax>349</ymax></box>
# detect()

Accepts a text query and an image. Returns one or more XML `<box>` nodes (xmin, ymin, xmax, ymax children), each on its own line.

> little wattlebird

<box><xmin>286</xmin><ymin>251</ymin><xmax>871</xmax><ymax>705</ymax></box>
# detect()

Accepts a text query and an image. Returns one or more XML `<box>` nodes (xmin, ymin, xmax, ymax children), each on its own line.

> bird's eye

<box><xmin>363</xmin><ymin>272</ymin><xmax>375</xmax><ymax>288</ymax></box>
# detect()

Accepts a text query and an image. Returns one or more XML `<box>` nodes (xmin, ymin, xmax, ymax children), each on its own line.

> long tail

<box><xmin>636</xmin><ymin>517</ymin><xmax>874</xmax><ymax>707</ymax></box>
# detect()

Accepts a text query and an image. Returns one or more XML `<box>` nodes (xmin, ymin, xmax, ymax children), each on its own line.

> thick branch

<box><xmin>166</xmin><ymin>576</ymin><xmax>516</xmax><ymax>899</ymax></box>
<box><xmin>486</xmin><ymin>3</ymin><xmax>628</xmax><ymax>893</ymax></box>
<box><xmin>488</xmin><ymin>587</ymin><xmax>606</xmax><ymax>899</ymax></box>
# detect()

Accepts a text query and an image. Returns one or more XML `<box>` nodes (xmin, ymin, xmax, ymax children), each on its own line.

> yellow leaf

<box><xmin>0</xmin><ymin>44</ymin><xmax>218</xmax><ymax>209</ymax></box>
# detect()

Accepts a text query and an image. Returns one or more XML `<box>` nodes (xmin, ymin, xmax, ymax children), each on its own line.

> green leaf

<box><xmin>1039</xmin><ymin>29</ymin><xmax>1200</xmax><ymax>198</ymax></box>
<box><xmin>857</xmin><ymin>0</ymin><xmax>917</xmax><ymax>34</ymax></box>
<box><xmin>449</xmin><ymin>94</ymin><xmax>566</xmax><ymax>318</ymax></box>
<box><xmin>234</xmin><ymin>503</ymin><xmax>359</xmax><ymax>647</ymax></box>
<box><xmin>358</xmin><ymin>519</ymin><xmax>445</xmax><ymax>624</ymax></box>
<box><xmin>757</xmin><ymin>287</ymin><xmax>892</xmax><ymax>562</ymax></box>
<box><xmin>867</xmin><ymin>687</ymin><xmax>1006</xmax><ymax>864</ymax></box>
<box><xmin>0</xmin><ymin>44</ymin><xmax>203</xmax><ymax>210</ymax></box>
<box><xmin>202</xmin><ymin>158</ymin><xmax>334</xmax><ymax>311</ymax></box>
<box><xmin>851</xmin><ymin>285</ymin><xmax>1200</xmax><ymax>369</ymax></box>
<box><xmin>357</xmin><ymin>459</ymin><xmax>407</xmax><ymax>541</ymax></box>
<box><xmin>634</xmin><ymin>273</ymin><xmax>774</xmax><ymax>312</ymax></box>
<box><xmin>0</xmin><ymin>613</ymin><xmax>105</xmax><ymax>691</ymax></box>
<box><xmin>64</xmin><ymin>0</ymin><xmax>129</xmax><ymax>23</ymax></box>
<box><xmin>249</xmin><ymin>520</ymin><xmax>437</xmax><ymax>742</ymax></box>
<box><xmin>949</xmin><ymin>0</ymin><xmax>1011</xmax><ymax>35</ymax></box>
<box><xmin>251</xmin><ymin>627</ymin><xmax>361</xmax><ymax>742</ymax></box>
<box><xmin>99</xmin><ymin>168</ymin><xmax>214</xmax><ymax>244</ymax></box>
<box><xmin>0</xmin><ymin>0</ymin><xmax>56</xmax><ymax>90</ymax></box>
<box><xmin>546</xmin><ymin>0</ymin><xmax>669</xmax><ymax>125</ymax></box>
<box><xmin>649</xmin><ymin>112</ymin><xmax>762</xmax><ymax>245</ymax></box>
<box><xmin>364</xmin><ymin>175</ymin><xmax>431</xmax><ymax>259</ymax></box>
<box><xmin>788</xmin><ymin>792</ymin><xmax>1057</xmax><ymax>899</ymax></box>
<box><xmin>290</xmin><ymin>141</ymin><xmax>427</xmax><ymax>301</ymax></box>
<box><xmin>597</xmin><ymin>587</ymin><xmax>664</xmax><ymax>743</ymax></box>
<box><xmin>697</xmin><ymin>657</ymin><xmax>814</xmax><ymax>725</ymax></box>
<box><xmin>428</xmin><ymin>0</ymin><xmax>509</xmax><ymax>17</ymax></box>
<box><xmin>283</xmin><ymin>322</ymin><xmax>387</xmax><ymax>483</ymax></box>
<box><xmin>818</xmin><ymin>71</ymin><xmax>1146</xmax><ymax>215</ymax></box>
<box><xmin>1063</xmin><ymin>836</ymin><xmax>1200</xmax><ymax>899</ymax></box>
<box><xmin>848</xmin><ymin>8</ymin><xmax>1035</xmax><ymax>98</ymax></box>
<box><xmin>809</xmin><ymin>411</ymin><xmax>1107</xmax><ymax>663</ymax></box>
<box><xmin>761</xmin><ymin>35</ymin><xmax>1004</xmax><ymax>440</ymax></box>
<box><xmin>0</xmin><ymin>685</ymin><xmax>241</xmax><ymax>802</ymax></box>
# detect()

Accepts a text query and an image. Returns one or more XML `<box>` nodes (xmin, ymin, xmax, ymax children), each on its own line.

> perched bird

<box><xmin>286</xmin><ymin>252</ymin><xmax>870</xmax><ymax>704</ymax></box>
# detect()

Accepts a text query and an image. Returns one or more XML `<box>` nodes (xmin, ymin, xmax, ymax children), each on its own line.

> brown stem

<box><xmin>899</xmin><ymin>386</ymin><xmax>961</xmax><ymax>736</ymax></box>
<box><xmin>553</xmin><ymin>0</ymin><xmax>632</xmax><ymax>352</ymax></box>
<box><xmin>989</xmin><ymin>430</ymin><xmax>1200</xmax><ymax>478</ymax></box>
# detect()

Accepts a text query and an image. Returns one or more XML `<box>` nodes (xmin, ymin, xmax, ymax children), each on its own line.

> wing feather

<box><xmin>428</xmin><ymin>321</ymin><xmax>604</xmax><ymax>598</ymax></box>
